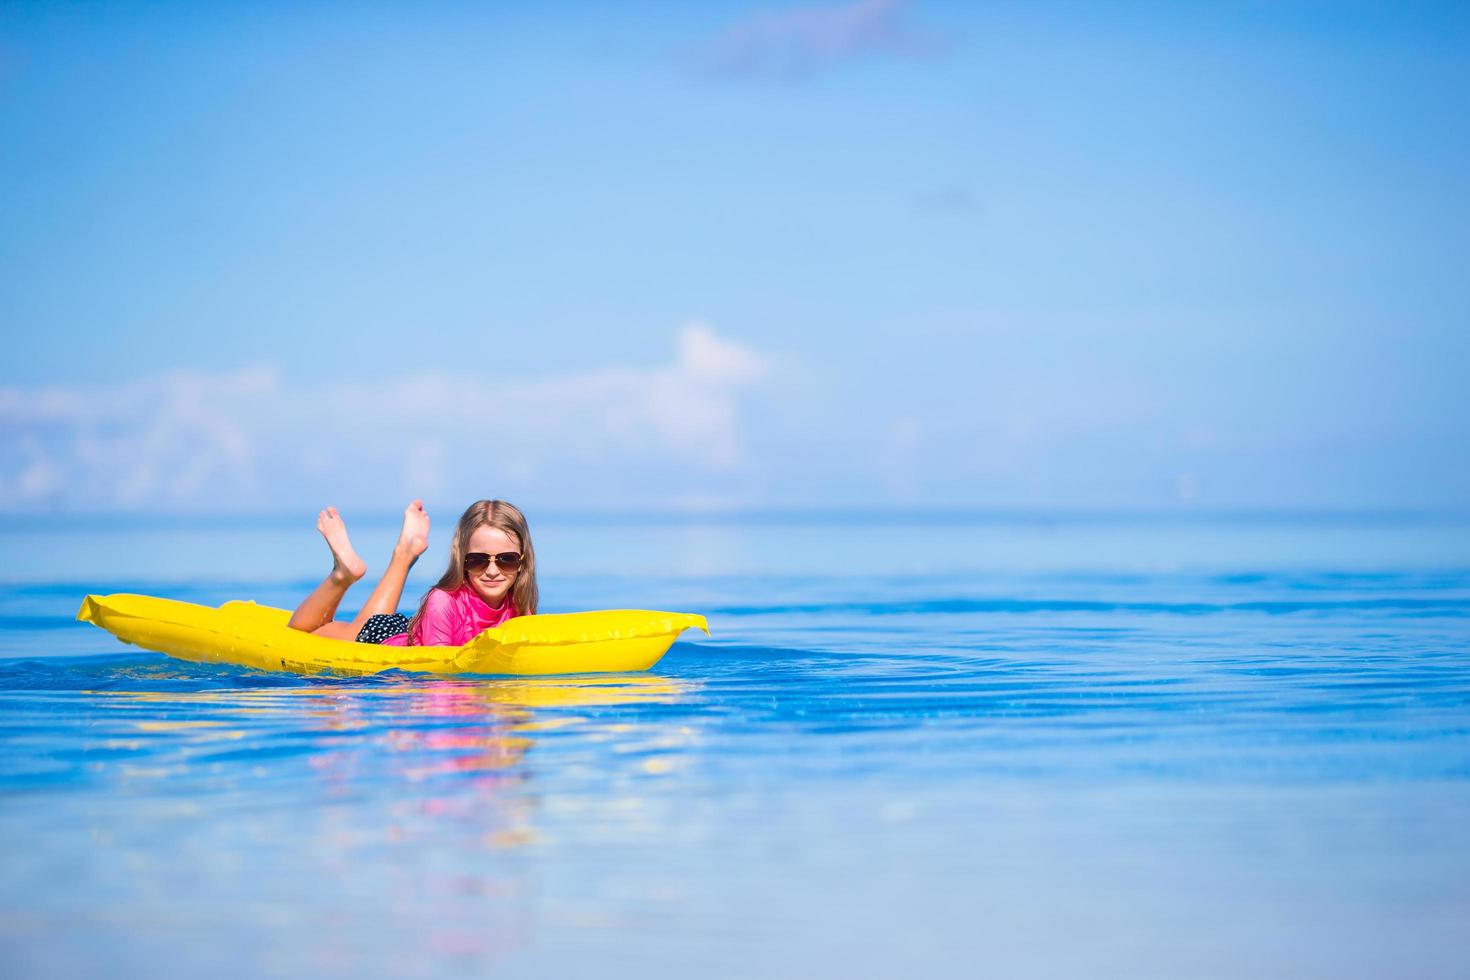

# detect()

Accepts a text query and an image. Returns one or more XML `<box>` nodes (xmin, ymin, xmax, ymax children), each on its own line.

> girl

<box><xmin>286</xmin><ymin>499</ymin><xmax>538</xmax><ymax>646</ymax></box>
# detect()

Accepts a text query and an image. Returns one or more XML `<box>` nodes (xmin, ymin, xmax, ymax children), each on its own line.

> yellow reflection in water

<box><xmin>89</xmin><ymin>672</ymin><xmax>688</xmax><ymax>710</ymax></box>
<box><xmin>87</xmin><ymin>673</ymin><xmax>703</xmax><ymax>850</ymax></box>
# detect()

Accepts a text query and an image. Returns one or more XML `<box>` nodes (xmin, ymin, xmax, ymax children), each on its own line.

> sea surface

<box><xmin>2</xmin><ymin>512</ymin><xmax>1468</xmax><ymax>978</ymax></box>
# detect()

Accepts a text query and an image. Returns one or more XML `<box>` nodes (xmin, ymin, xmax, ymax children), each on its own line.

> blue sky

<box><xmin>2</xmin><ymin>0</ymin><xmax>1467</xmax><ymax>514</ymax></box>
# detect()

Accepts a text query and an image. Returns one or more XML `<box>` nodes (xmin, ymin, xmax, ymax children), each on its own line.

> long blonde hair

<box><xmin>407</xmin><ymin>500</ymin><xmax>538</xmax><ymax>644</ymax></box>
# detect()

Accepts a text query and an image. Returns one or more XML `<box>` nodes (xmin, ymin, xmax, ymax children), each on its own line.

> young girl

<box><xmin>286</xmin><ymin>499</ymin><xmax>538</xmax><ymax>646</ymax></box>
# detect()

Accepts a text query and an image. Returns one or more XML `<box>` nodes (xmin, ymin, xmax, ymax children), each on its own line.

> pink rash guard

<box><xmin>381</xmin><ymin>584</ymin><xmax>517</xmax><ymax>647</ymax></box>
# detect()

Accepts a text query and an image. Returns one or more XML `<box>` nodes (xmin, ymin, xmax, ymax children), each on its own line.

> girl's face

<box><xmin>464</xmin><ymin>525</ymin><xmax>521</xmax><ymax>607</ymax></box>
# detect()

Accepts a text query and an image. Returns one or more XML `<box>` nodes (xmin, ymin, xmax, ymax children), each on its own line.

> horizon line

<box><xmin>2</xmin><ymin>504</ymin><xmax>1468</xmax><ymax>531</ymax></box>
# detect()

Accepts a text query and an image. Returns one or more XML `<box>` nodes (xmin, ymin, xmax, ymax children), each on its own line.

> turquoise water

<box><xmin>2</xmin><ymin>514</ymin><xmax>1469</xmax><ymax>978</ymax></box>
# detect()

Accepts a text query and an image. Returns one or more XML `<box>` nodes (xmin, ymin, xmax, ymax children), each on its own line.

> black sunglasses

<box><xmin>464</xmin><ymin>552</ymin><xmax>523</xmax><ymax>573</ymax></box>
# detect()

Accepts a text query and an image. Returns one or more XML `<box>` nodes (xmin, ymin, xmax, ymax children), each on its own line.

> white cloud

<box><xmin>0</xmin><ymin>323</ymin><xmax>771</xmax><ymax>512</ymax></box>
<box><xmin>0</xmin><ymin>368</ymin><xmax>276</xmax><ymax>509</ymax></box>
<box><xmin>678</xmin><ymin>320</ymin><xmax>770</xmax><ymax>385</ymax></box>
<box><xmin>697</xmin><ymin>0</ymin><xmax>943</xmax><ymax>80</ymax></box>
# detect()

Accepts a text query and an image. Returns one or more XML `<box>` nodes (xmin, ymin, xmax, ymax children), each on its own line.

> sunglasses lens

<box><xmin>465</xmin><ymin>553</ymin><xmax>521</xmax><ymax>573</ymax></box>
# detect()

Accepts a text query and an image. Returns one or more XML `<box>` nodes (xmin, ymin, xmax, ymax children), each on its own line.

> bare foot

<box><xmin>317</xmin><ymin>506</ymin><xmax>366</xmax><ymax>584</ymax></box>
<box><xmin>396</xmin><ymin>499</ymin><xmax>430</xmax><ymax>558</ymax></box>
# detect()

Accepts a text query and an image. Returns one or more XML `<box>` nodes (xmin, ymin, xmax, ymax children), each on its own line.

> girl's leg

<box><xmin>286</xmin><ymin>507</ymin><xmax>366</xmax><ymax>632</ymax></box>
<box><xmin>311</xmin><ymin>500</ymin><xmax>431</xmax><ymax>641</ymax></box>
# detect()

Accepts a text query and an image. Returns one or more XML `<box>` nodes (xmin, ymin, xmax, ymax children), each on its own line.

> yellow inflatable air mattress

<box><xmin>77</xmin><ymin>593</ymin><xmax>708</xmax><ymax>677</ymax></box>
